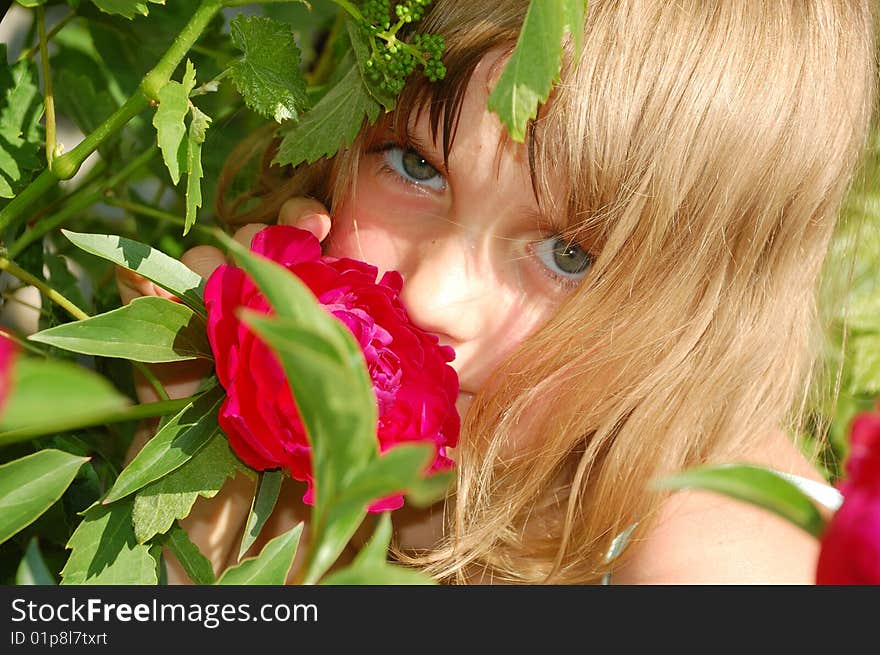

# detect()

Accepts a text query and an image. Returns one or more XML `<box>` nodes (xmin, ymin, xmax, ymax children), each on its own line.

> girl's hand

<box><xmin>114</xmin><ymin>196</ymin><xmax>331</xmax><ymax>582</ymax></box>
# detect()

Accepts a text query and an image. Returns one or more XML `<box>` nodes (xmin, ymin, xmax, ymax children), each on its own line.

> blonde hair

<box><xmin>219</xmin><ymin>0</ymin><xmax>879</xmax><ymax>583</ymax></box>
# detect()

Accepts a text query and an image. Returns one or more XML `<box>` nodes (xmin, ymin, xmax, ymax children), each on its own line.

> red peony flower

<box><xmin>0</xmin><ymin>331</ymin><xmax>17</xmax><ymax>418</ymax></box>
<box><xmin>816</xmin><ymin>408</ymin><xmax>880</xmax><ymax>584</ymax></box>
<box><xmin>205</xmin><ymin>225</ymin><xmax>459</xmax><ymax>512</ymax></box>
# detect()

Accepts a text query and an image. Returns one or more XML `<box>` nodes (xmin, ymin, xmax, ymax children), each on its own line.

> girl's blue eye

<box><xmin>384</xmin><ymin>146</ymin><xmax>446</xmax><ymax>191</ymax></box>
<box><xmin>533</xmin><ymin>236</ymin><xmax>593</xmax><ymax>281</ymax></box>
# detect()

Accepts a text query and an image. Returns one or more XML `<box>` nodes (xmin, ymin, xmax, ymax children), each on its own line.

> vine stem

<box><xmin>0</xmin><ymin>0</ymin><xmax>224</xmax><ymax>235</ymax></box>
<box><xmin>8</xmin><ymin>149</ymin><xmax>158</xmax><ymax>259</ymax></box>
<box><xmin>36</xmin><ymin>6</ymin><xmax>56</xmax><ymax>166</ymax></box>
<box><xmin>21</xmin><ymin>11</ymin><xmax>76</xmax><ymax>62</ymax></box>
<box><xmin>103</xmin><ymin>197</ymin><xmax>222</xmax><ymax>244</ymax></box>
<box><xmin>0</xmin><ymin>257</ymin><xmax>89</xmax><ymax>321</ymax></box>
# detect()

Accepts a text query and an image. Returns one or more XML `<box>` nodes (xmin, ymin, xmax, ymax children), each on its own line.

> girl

<box><xmin>119</xmin><ymin>0</ymin><xmax>879</xmax><ymax>584</ymax></box>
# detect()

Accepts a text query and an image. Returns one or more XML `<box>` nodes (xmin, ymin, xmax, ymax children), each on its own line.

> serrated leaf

<box><xmin>90</xmin><ymin>0</ymin><xmax>165</xmax><ymax>20</ymax></box>
<box><xmin>16</xmin><ymin>538</ymin><xmax>56</xmax><ymax>585</ymax></box>
<box><xmin>60</xmin><ymin>500</ymin><xmax>158</xmax><ymax>585</ymax></box>
<box><xmin>653</xmin><ymin>464</ymin><xmax>826</xmax><ymax>538</ymax></box>
<box><xmin>487</xmin><ymin>0</ymin><xmax>586</xmax><ymax>142</ymax></box>
<box><xmin>273</xmin><ymin>64</ymin><xmax>380</xmax><ymax>168</ymax></box>
<box><xmin>162</xmin><ymin>522</ymin><xmax>215</xmax><ymax>584</ymax></box>
<box><xmin>0</xmin><ymin>449</ymin><xmax>89</xmax><ymax>545</ymax></box>
<box><xmin>103</xmin><ymin>386</ymin><xmax>224</xmax><ymax>504</ymax></box>
<box><xmin>153</xmin><ymin>59</ymin><xmax>196</xmax><ymax>185</ymax></box>
<box><xmin>30</xmin><ymin>296</ymin><xmax>211</xmax><ymax>363</ymax></box>
<box><xmin>184</xmin><ymin>104</ymin><xmax>211</xmax><ymax>235</ymax></box>
<box><xmin>132</xmin><ymin>432</ymin><xmax>247</xmax><ymax>543</ymax></box>
<box><xmin>0</xmin><ymin>358</ymin><xmax>130</xmax><ymax>437</ymax></box>
<box><xmin>229</xmin><ymin>14</ymin><xmax>309</xmax><ymax>122</ymax></box>
<box><xmin>239</xmin><ymin>470</ymin><xmax>283</xmax><ymax>560</ymax></box>
<box><xmin>62</xmin><ymin>230</ymin><xmax>206</xmax><ymax>317</ymax></box>
<box><xmin>0</xmin><ymin>45</ymin><xmax>45</xmax><ymax>198</ymax></box>
<box><xmin>320</xmin><ymin>513</ymin><xmax>434</xmax><ymax>585</ymax></box>
<box><xmin>347</xmin><ymin>20</ymin><xmax>397</xmax><ymax>111</ymax></box>
<box><xmin>216</xmin><ymin>522</ymin><xmax>303</xmax><ymax>585</ymax></box>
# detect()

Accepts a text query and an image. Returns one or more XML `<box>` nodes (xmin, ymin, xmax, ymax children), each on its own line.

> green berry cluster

<box><xmin>357</xmin><ymin>0</ymin><xmax>447</xmax><ymax>95</ymax></box>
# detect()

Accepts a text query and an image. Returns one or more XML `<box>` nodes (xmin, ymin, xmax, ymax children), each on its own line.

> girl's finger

<box><xmin>278</xmin><ymin>196</ymin><xmax>332</xmax><ymax>242</ymax></box>
<box><xmin>180</xmin><ymin>245</ymin><xmax>228</xmax><ymax>279</ymax></box>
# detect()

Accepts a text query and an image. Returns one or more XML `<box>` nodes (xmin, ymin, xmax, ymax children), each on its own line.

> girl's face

<box><xmin>325</xmin><ymin>51</ymin><xmax>590</xmax><ymax>417</ymax></box>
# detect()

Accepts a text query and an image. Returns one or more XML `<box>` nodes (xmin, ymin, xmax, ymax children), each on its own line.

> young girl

<box><xmin>119</xmin><ymin>0</ymin><xmax>879</xmax><ymax>584</ymax></box>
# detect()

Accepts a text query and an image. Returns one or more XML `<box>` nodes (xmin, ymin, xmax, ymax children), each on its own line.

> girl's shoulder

<box><xmin>605</xmin><ymin>431</ymin><xmax>835</xmax><ymax>584</ymax></box>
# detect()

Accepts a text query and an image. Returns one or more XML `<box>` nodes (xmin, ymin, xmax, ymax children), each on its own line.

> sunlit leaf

<box><xmin>30</xmin><ymin>296</ymin><xmax>211</xmax><ymax>363</ymax></box>
<box><xmin>216</xmin><ymin>522</ymin><xmax>303</xmax><ymax>585</ymax></box>
<box><xmin>487</xmin><ymin>0</ymin><xmax>586</xmax><ymax>142</ymax></box>
<box><xmin>152</xmin><ymin>58</ymin><xmax>196</xmax><ymax>185</ymax></box>
<box><xmin>239</xmin><ymin>470</ymin><xmax>284</xmax><ymax>561</ymax></box>
<box><xmin>229</xmin><ymin>14</ymin><xmax>309</xmax><ymax>122</ymax></box>
<box><xmin>184</xmin><ymin>104</ymin><xmax>211</xmax><ymax>235</ymax></box>
<box><xmin>654</xmin><ymin>464</ymin><xmax>827</xmax><ymax>537</ymax></box>
<box><xmin>103</xmin><ymin>386</ymin><xmax>224</xmax><ymax>504</ymax></box>
<box><xmin>0</xmin><ymin>450</ymin><xmax>89</xmax><ymax>545</ymax></box>
<box><xmin>161</xmin><ymin>522</ymin><xmax>216</xmax><ymax>585</ymax></box>
<box><xmin>16</xmin><ymin>538</ymin><xmax>56</xmax><ymax>585</ymax></box>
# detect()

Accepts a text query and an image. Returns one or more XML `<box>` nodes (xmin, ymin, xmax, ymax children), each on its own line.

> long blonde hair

<box><xmin>219</xmin><ymin>0</ymin><xmax>879</xmax><ymax>583</ymax></box>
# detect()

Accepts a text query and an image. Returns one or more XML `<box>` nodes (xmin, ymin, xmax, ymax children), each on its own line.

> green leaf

<box><xmin>347</xmin><ymin>20</ymin><xmax>397</xmax><ymax>111</ymax></box>
<box><xmin>273</xmin><ymin>64</ymin><xmax>380</xmax><ymax>168</ymax></box>
<box><xmin>162</xmin><ymin>522</ymin><xmax>215</xmax><ymax>585</ymax></box>
<box><xmin>102</xmin><ymin>386</ymin><xmax>225</xmax><ymax>504</ymax></box>
<box><xmin>16</xmin><ymin>538</ymin><xmax>56</xmax><ymax>585</ymax></box>
<box><xmin>90</xmin><ymin>0</ymin><xmax>165</xmax><ymax>20</ymax></box>
<box><xmin>153</xmin><ymin>59</ymin><xmax>197</xmax><ymax>185</ymax></box>
<box><xmin>487</xmin><ymin>0</ymin><xmax>586</xmax><ymax>142</ymax></box>
<box><xmin>0</xmin><ymin>358</ymin><xmax>130</xmax><ymax>436</ymax></box>
<box><xmin>320</xmin><ymin>514</ymin><xmax>434</xmax><ymax>585</ymax></box>
<box><xmin>0</xmin><ymin>45</ymin><xmax>45</xmax><ymax>198</ymax></box>
<box><xmin>132</xmin><ymin>432</ymin><xmax>248</xmax><ymax>543</ymax></box>
<box><xmin>62</xmin><ymin>230</ymin><xmax>206</xmax><ymax>317</ymax></box>
<box><xmin>216</xmin><ymin>522</ymin><xmax>303</xmax><ymax>585</ymax></box>
<box><xmin>54</xmin><ymin>68</ymin><xmax>119</xmax><ymax>139</ymax></box>
<box><xmin>653</xmin><ymin>464</ymin><xmax>827</xmax><ymax>538</ymax></box>
<box><xmin>0</xmin><ymin>450</ymin><xmax>89</xmax><ymax>546</ymax></box>
<box><xmin>29</xmin><ymin>296</ymin><xmax>211</xmax><ymax>363</ymax></box>
<box><xmin>44</xmin><ymin>254</ymin><xmax>91</xmax><ymax>315</ymax></box>
<box><xmin>184</xmin><ymin>105</ymin><xmax>211</xmax><ymax>235</ymax></box>
<box><xmin>60</xmin><ymin>500</ymin><xmax>158</xmax><ymax>585</ymax></box>
<box><xmin>239</xmin><ymin>470</ymin><xmax>284</xmax><ymax>560</ymax></box>
<box><xmin>229</xmin><ymin>14</ymin><xmax>310</xmax><ymax>122</ymax></box>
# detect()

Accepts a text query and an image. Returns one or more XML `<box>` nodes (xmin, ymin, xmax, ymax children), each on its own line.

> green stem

<box><xmin>0</xmin><ymin>257</ymin><xmax>89</xmax><ymax>321</ymax></box>
<box><xmin>104</xmin><ymin>198</ymin><xmax>222</xmax><ymax>244</ymax></box>
<box><xmin>133</xmin><ymin>362</ymin><xmax>171</xmax><ymax>402</ymax></box>
<box><xmin>21</xmin><ymin>11</ymin><xmax>77</xmax><ymax>61</ymax></box>
<box><xmin>0</xmin><ymin>0</ymin><xmax>224</xmax><ymax>235</ymax></box>
<box><xmin>8</xmin><ymin>149</ymin><xmax>157</xmax><ymax>259</ymax></box>
<box><xmin>328</xmin><ymin>0</ymin><xmax>363</xmax><ymax>22</ymax></box>
<box><xmin>0</xmin><ymin>397</ymin><xmax>193</xmax><ymax>447</ymax></box>
<box><xmin>36</xmin><ymin>6</ymin><xmax>56</xmax><ymax>167</ymax></box>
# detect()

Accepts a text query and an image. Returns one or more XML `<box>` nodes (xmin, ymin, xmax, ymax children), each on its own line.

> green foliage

<box><xmin>216</xmin><ymin>522</ymin><xmax>303</xmax><ymax>585</ymax></box>
<box><xmin>239</xmin><ymin>470</ymin><xmax>284</xmax><ymax>560</ymax></box>
<box><xmin>274</xmin><ymin>64</ymin><xmax>380</xmax><ymax>168</ymax></box>
<box><xmin>487</xmin><ymin>0</ymin><xmax>586</xmax><ymax>142</ymax></box>
<box><xmin>90</xmin><ymin>0</ymin><xmax>165</xmax><ymax>20</ymax></box>
<box><xmin>60</xmin><ymin>500</ymin><xmax>158</xmax><ymax>584</ymax></box>
<box><xmin>0</xmin><ymin>45</ymin><xmax>45</xmax><ymax>198</ymax></box>
<box><xmin>132</xmin><ymin>432</ymin><xmax>248</xmax><ymax>543</ymax></box>
<box><xmin>0</xmin><ymin>450</ymin><xmax>90</xmax><ymax>545</ymax></box>
<box><xmin>62</xmin><ymin>230</ymin><xmax>206</xmax><ymax>316</ymax></box>
<box><xmin>184</xmin><ymin>105</ymin><xmax>211</xmax><ymax>235</ymax></box>
<box><xmin>161</xmin><ymin>522</ymin><xmax>216</xmax><ymax>584</ymax></box>
<box><xmin>102</xmin><ymin>386</ymin><xmax>224</xmax><ymax>503</ymax></box>
<box><xmin>654</xmin><ymin>464</ymin><xmax>827</xmax><ymax>538</ymax></box>
<box><xmin>153</xmin><ymin>59</ymin><xmax>198</xmax><ymax>186</ymax></box>
<box><xmin>0</xmin><ymin>358</ymin><xmax>131</xmax><ymax>443</ymax></box>
<box><xmin>229</xmin><ymin>14</ymin><xmax>310</xmax><ymax>123</ymax></box>
<box><xmin>30</xmin><ymin>296</ymin><xmax>211</xmax><ymax>363</ymax></box>
<box><xmin>16</xmin><ymin>539</ymin><xmax>56</xmax><ymax>585</ymax></box>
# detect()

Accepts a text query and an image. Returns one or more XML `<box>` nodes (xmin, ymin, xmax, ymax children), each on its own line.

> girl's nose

<box><xmin>398</xmin><ymin>234</ymin><xmax>494</xmax><ymax>347</ymax></box>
